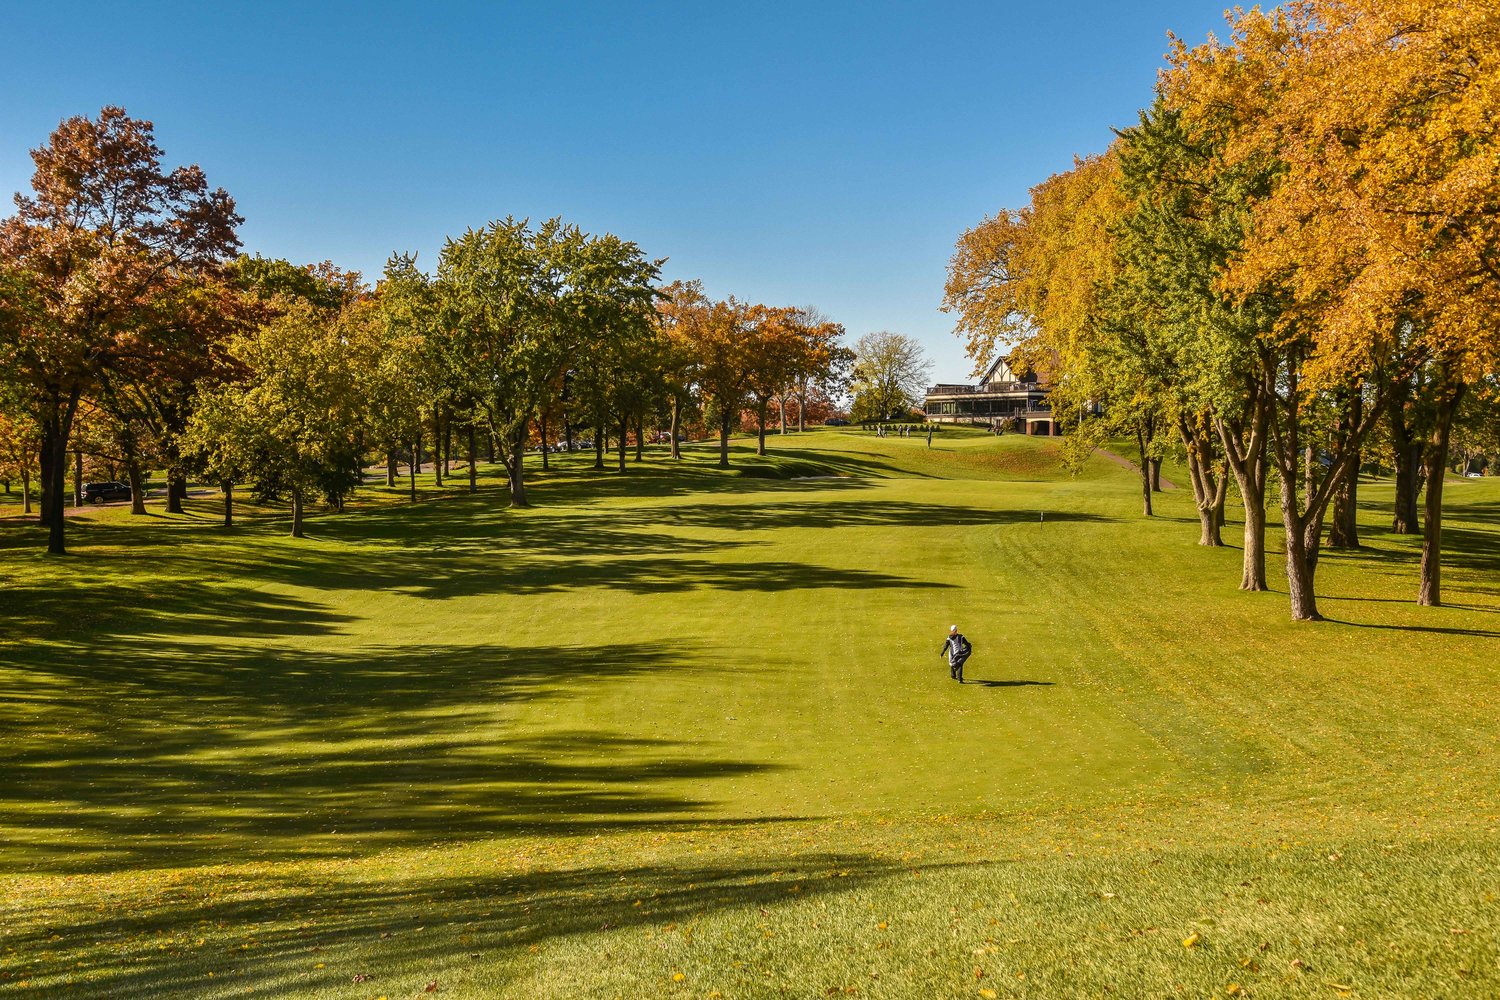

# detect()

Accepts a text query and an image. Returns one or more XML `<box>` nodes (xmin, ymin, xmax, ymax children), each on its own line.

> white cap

<box><xmin>950</xmin><ymin>625</ymin><xmax>958</xmax><ymax>632</ymax></box>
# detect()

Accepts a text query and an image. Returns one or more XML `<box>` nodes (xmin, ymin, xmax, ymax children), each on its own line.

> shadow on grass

<box><xmin>963</xmin><ymin>679</ymin><xmax>1054</xmax><ymax>688</ymax></box>
<box><xmin>0</xmin><ymin>637</ymin><xmax>782</xmax><ymax>875</ymax></box>
<box><xmin>11</xmin><ymin>852</ymin><xmax>951</xmax><ymax>999</ymax></box>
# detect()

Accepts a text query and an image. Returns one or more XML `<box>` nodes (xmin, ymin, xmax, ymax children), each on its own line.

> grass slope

<box><xmin>1</xmin><ymin>427</ymin><xmax>1497</xmax><ymax>998</ymax></box>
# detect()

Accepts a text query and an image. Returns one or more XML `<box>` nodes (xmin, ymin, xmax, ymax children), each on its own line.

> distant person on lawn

<box><xmin>940</xmin><ymin>625</ymin><xmax>972</xmax><ymax>683</ymax></box>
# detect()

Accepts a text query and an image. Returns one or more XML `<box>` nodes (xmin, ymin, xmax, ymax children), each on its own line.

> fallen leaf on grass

<box><xmin>979</xmin><ymin>990</ymin><xmax>998</xmax><ymax>999</ymax></box>
<box><xmin>1182</xmin><ymin>932</ymin><xmax>1201</xmax><ymax>948</ymax></box>
<box><xmin>424</xmin><ymin>981</ymin><xmax>439</xmax><ymax>993</ymax></box>
<box><xmin>876</xmin><ymin>921</ymin><xmax>888</xmax><ymax>931</ymax></box>
<box><xmin>672</xmin><ymin>972</ymin><xmax>684</xmax><ymax>982</ymax></box>
<box><xmin>352</xmin><ymin>973</ymin><xmax>370</xmax><ymax>983</ymax></box>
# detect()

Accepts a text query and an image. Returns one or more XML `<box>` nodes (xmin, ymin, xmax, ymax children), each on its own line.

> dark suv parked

<box><xmin>83</xmin><ymin>481</ymin><xmax>132</xmax><ymax>504</ymax></box>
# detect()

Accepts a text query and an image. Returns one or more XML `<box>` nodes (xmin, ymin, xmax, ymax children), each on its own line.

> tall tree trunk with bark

<box><xmin>756</xmin><ymin>400</ymin><xmax>770</xmax><ymax>457</ymax></box>
<box><xmin>778</xmin><ymin>397</ymin><xmax>787</xmax><ymax>434</ymax></box>
<box><xmin>509</xmin><ymin>427</ymin><xmax>528</xmax><ymax>507</ymax></box>
<box><xmin>467</xmin><ymin>423</ymin><xmax>478</xmax><ymax>492</ymax></box>
<box><xmin>538</xmin><ymin>412</ymin><xmax>549</xmax><ymax>470</ymax></box>
<box><xmin>593</xmin><ymin>421</ymin><xmax>605</xmax><ymax>470</ymax></box>
<box><xmin>1419</xmin><ymin>379</ymin><xmax>1464</xmax><ymax>607</ymax></box>
<box><xmin>409</xmin><ymin>441</ymin><xmax>418</xmax><ymax>502</ymax></box>
<box><xmin>669</xmin><ymin>396</ymin><xmax>682</xmax><ymax>460</ymax></box>
<box><xmin>221</xmin><ymin>481</ymin><xmax>233</xmax><ymax>528</ymax></box>
<box><xmin>21</xmin><ymin>464</ymin><xmax>32</xmax><ymax>515</ymax></box>
<box><xmin>38</xmin><ymin>391</ymin><xmax>80</xmax><ymax>554</ymax></box>
<box><xmin>1328</xmin><ymin>391</ymin><xmax>1362</xmax><ymax>549</ymax></box>
<box><xmin>1269</xmin><ymin>366</ymin><xmax>1383</xmax><ymax>622</ymax></box>
<box><xmin>386</xmin><ymin>450</ymin><xmax>397</xmax><ymax>488</ymax></box>
<box><xmin>442</xmin><ymin>411</ymin><xmax>452</xmax><ymax>477</ymax></box>
<box><xmin>718</xmin><ymin>412</ymin><xmax>732</xmax><ymax>468</ymax></box>
<box><xmin>432</xmin><ymin>410</ymin><xmax>443</xmax><ymax>487</ymax></box>
<box><xmin>635</xmin><ymin>413</ymin><xmax>644</xmax><ymax>462</ymax></box>
<box><xmin>166</xmin><ymin>472</ymin><xmax>186</xmax><ymax>514</ymax></box>
<box><xmin>290</xmin><ymin>485</ymin><xmax>305</xmax><ymax>538</ymax></box>
<box><xmin>125</xmin><ymin>456</ymin><xmax>147</xmax><ymax>515</ymax></box>
<box><xmin>617</xmin><ymin>414</ymin><xmax>628</xmax><ymax>473</ymax></box>
<box><xmin>1388</xmin><ymin>387</ymin><xmax>1422</xmax><ymax>534</ymax></box>
<box><xmin>1134</xmin><ymin>422</ymin><xmax>1154</xmax><ymax>517</ymax></box>
<box><xmin>1179</xmin><ymin>413</ymin><xmax>1226</xmax><ymax>547</ymax></box>
<box><xmin>1215</xmin><ymin>406</ymin><xmax>1271</xmax><ymax>592</ymax></box>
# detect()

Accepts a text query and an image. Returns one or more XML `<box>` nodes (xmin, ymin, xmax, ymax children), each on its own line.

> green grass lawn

<box><xmin>2</xmin><ymin>428</ymin><xmax>1497</xmax><ymax>998</ymax></box>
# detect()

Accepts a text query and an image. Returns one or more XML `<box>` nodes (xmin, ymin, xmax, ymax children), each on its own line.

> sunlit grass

<box><xmin>2</xmin><ymin>427</ymin><xmax>1496</xmax><ymax>997</ymax></box>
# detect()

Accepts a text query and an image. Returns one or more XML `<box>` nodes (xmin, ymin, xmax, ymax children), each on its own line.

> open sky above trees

<box><xmin>0</xmin><ymin>0</ymin><xmax>1235</xmax><ymax>382</ymax></box>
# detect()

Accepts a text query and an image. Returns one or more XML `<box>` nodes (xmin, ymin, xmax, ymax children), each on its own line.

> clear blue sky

<box><xmin>1</xmin><ymin>1</ymin><xmax>1232</xmax><ymax>381</ymax></box>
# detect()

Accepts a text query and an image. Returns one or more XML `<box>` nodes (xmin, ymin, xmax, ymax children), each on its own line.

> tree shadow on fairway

<box><xmin>0</xmin><ymin>634</ymin><xmax>785</xmax><ymax>875</ymax></box>
<box><xmin>1317</xmin><ymin>617</ymin><xmax>1500</xmax><ymax>638</ymax></box>
<box><xmin>12</xmin><ymin>852</ymin><xmax>956</xmax><ymax>999</ymax></box>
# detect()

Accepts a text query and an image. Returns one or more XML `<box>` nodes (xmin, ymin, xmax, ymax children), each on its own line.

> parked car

<box><xmin>83</xmin><ymin>481</ymin><xmax>132</xmax><ymax>504</ymax></box>
<box><xmin>824</xmin><ymin>418</ymin><xmax>849</xmax><ymax>426</ymax></box>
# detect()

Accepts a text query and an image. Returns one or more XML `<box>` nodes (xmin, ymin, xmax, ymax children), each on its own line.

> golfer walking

<box><xmin>940</xmin><ymin>625</ymin><xmax>972</xmax><ymax>683</ymax></box>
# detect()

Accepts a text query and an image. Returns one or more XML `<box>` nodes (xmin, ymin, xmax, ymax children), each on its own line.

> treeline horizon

<box><xmin>0</xmin><ymin>108</ymin><xmax>860</xmax><ymax>553</ymax></box>
<box><xmin>944</xmin><ymin>0</ymin><xmax>1499</xmax><ymax>621</ymax></box>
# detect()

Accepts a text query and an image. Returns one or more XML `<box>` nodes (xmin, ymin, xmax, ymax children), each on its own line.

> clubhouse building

<box><xmin>922</xmin><ymin>354</ymin><xmax>1057</xmax><ymax>435</ymax></box>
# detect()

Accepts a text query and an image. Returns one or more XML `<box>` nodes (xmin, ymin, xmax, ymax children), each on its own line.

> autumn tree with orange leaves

<box><xmin>0</xmin><ymin>107</ymin><xmax>241</xmax><ymax>554</ymax></box>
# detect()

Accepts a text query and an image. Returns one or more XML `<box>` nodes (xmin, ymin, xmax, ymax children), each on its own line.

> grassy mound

<box><xmin>1</xmin><ymin>427</ymin><xmax>1496</xmax><ymax>997</ymax></box>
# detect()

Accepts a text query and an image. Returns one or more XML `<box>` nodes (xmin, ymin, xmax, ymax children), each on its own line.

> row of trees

<box><xmin>944</xmin><ymin>0</ymin><xmax>1500</xmax><ymax>620</ymax></box>
<box><xmin>0</xmin><ymin>108</ymin><xmax>851</xmax><ymax>551</ymax></box>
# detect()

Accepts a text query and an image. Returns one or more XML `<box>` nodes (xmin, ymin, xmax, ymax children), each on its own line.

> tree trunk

<box><xmin>509</xmin><ymin>427</ymin><xmax>528</xmax><ymax>507</ymax></box>
<box><xmin>778</xmin><ymin>397</ymin><xmax>787</xmax><ymax>435</ymax></box>
<box><xmin>125</xmin><ymin>456</ymin><xmax>147</xmax><ymax>516</ymax></box>
<box><xmin>1418</xmin><ymin>385</ymin><xmax>1463</xmax><ymax>607</ymax></box>
<box><xmin>21</xmin><ymin>465</ymin><xmax>32</xmax><ymax>515</ymax></box>
<box><xmin>617</xmin><ymin>414</ymin><xmax>628</xmax><ymax>473</ymax></box>
<box><xmin>1149</xmin><ymin>457</ymin><xmax>1162</xmax><ymax>492</ymax></box>
<box><xmin>222</xmin><ymin>481</ymin><xmax>233</xmax><ymax>528</ymax></box>
<box><xmin>290</xmin><ymin>485</ymin><xmax>305</xmax><ymax>538</ymax></box>
<box><xmin>433</xmin><ymin>419</ymin><xmax>444</xmax><ymax>486</ymax></box>
<box><xmin>1389</xmin><ymin>390</ymin><xmax>1422</xmax><ymax>534</ymax></box>
<box><xmin>442</xmin><ymin>412</ymin><xmax>452</xmax><ymax>477</ymax></box>
<box><xmin>1179</xmin><ymin>417</ymin><xmax>1223</xmax><ymax>547</ymax></box>
<box><xmin>1282</xmin><ymin>506</ymin><xmax>1322</xmax><ymax>622</ymax></box>
<box><xmin>415</xmin><ymin>431</ymin><xmax>423</xmax><ymax>476</ymax></box>
<box><xmin>718</xmin><ymin>414</ymin><xmax>731</xmax><ymax>469</ymax></box>
<box><xmin>166</xmin><ymin>471</ymin><xmax>186</xmax><ymax>514</ymax></box>
<box><xmin>1135</xmin><ymin>425</ymin><xmax>1153</xmax><ymax>517</ymax></box>
<box><xmin>386</xmin><ymin>450</ymin><xmax>397</xmax><ymax>488</ymax></box>
<box><xmin>756</xmin><ymin>400</ymin><xmax>769</xmax><ymax>456</ymax></box>
<box><xmin>487</xmin><ymin>428</ymin><xmax>496</xmax><ymax>464</ymax></box>
<box><xmin>539</xmin><ymin>412</ymin><xmax>550</xmax><ymax>471</ymax></box>
<box><xmin>74</xmin><ymin>449</ymin><xmax>84</xmax><ymax>509</ymax></box>
<box><xmin>467</xmin><ymin>423</ymin><xmax>478</xmax><ymax>493</ymax></box>
<box><xmin>1215</xmin><ymin>411</ymin><xmax>1269</xmax><ymax>592</ymax></box>
<box><xmin>669</xmin><ymin>396</ymin><xmax>682</xmax><ymax>460</ymax></box>
<box><xmin>797</xmin><ymin>390</ymin><xmax>807</xmax><ymax>433</ymax></box>
<box><xmin>1327</xmin><ymin>389</ymin><xmax>1362</xmax><ymax>549</ymax></box>
<box><xmin>593</xmin><ymin>421</ymin><xmax>605</xmax><ymax>470</ymax></box>
<box><xmin>635</xmin><ymin>413</ymin><xmax>644</xmax><ymax>462</ymax></box>
<box><xmin>409</xmin><ymin>441</ymin><xmax>418</xmax><ymax>502</ymax></box>
<box><xmin>1328</xmin><ymin>467</ymin><xmax>1360</xmax><ymax>549</ymax></box>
